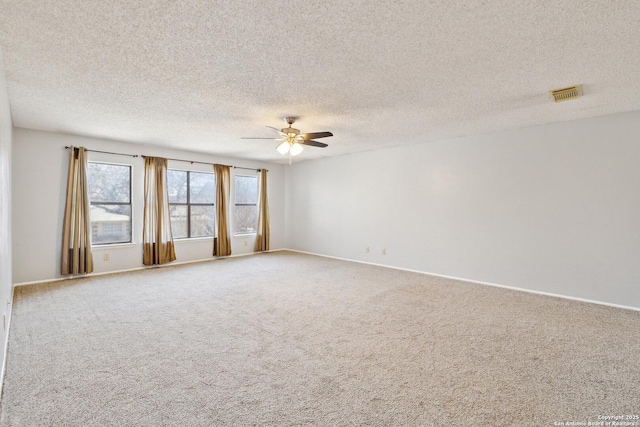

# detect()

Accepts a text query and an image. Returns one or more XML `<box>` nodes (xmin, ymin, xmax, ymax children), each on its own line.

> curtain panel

<box><xmin>213</xmin><ymin>164</ymin><xmax>232</xmax><ymax>256</ymax></box>
<box><xmin>142</xmin><ymin>157</ymin><xmax>176</xmax><ymax>265</ymax></box>
<box><xmin>61</xmin><ymin>146</ymin><xmax>94</xmax><ymax>275</ymax></box>
<box><xmin>254</xmin><ymin>169</ymin><xmax>270</xmax><ymax>252</ymax></box>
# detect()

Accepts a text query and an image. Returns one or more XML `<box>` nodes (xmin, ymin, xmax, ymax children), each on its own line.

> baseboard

<box><xmin>287</xmin><ymin>249</ymin><xmax>640</xmax><ymax>312</ymax></box>
<box><xmin>16</xmin><ymin>246</ymin><xmax>635</xmax><ymax>310</ymax></box>
<box><xmin>0</xmin><ymin>285</ymin><xmax>14</xmax><ymax>402</ymax></box>
<box><xmin>13</xmin><ymin>249</ymin><xmax>286</xmax><ymax>287</ymax></box>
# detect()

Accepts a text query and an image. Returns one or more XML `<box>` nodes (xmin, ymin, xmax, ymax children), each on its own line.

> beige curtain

<box><xmin>255</xmin><ymin>169</ymin><xmax>270</xmax><ymax>252</ymax></box>
<box><xmin>143</xmin><ymin>157</ymin><xmax>176</xmax><ymax>265</ymax></box>
<box><xmin>213</xmin><ymin>164</ymin><xmax>232</xmax><ymax>256</ymax></box>
<box><xmin>61</xmin><ymin>146</ymin><xmax>94</xmax><ymax>275</ymax></box>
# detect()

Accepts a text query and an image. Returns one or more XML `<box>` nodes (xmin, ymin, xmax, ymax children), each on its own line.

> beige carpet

<box><xmin>1</xmin><ymin>251</ymin><xmax>639</xmax><ymax>426</ymax></box>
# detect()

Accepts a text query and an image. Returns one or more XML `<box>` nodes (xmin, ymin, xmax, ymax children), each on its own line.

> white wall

<box><xmin>286</xmin><ymin>111</ymin><xmax>640</xmax><ymax>309</ymax></box>
<box><xmin>0</xmin><ymin>50</ymin><xmax>13</xmax><ymax>385</ymax></box>
<box><xmin>12</xmin><ymin>128</ymin><xmax>285</xmax><ymax>283</ymax></box>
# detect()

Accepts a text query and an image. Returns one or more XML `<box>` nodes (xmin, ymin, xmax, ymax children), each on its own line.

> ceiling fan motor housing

<box><xmin>283</xmin><ymin>127</ymin><xmax>300</xmax><ymax>136</ymax></box>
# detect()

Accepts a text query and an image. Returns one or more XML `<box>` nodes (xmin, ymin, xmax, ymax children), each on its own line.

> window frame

<box><xmin>168</xmin><ymin>169</ymin><xmax>215</xmax><ymax>239</ymax></box>
<box><xmin>87</xmin><ymin>161</ymin><xmax>133</xmax><ymax>246</ymax></box>
<box><xmin>234</xmin><ymin>173</ymin><xmax>259</xmax><ymax>236</ymax></box>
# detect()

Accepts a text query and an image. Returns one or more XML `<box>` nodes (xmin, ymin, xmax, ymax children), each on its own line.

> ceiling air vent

<box><xmin>549</xmin><ymin>84</ymin><xmax>583</xmax><ymax>102</ymax></box>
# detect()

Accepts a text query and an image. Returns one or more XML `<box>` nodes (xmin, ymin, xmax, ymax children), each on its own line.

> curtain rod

<box><xmin>64</xmin><ymin>146</ymin><xmax>267</xmax><ymax>171</ymax></box>
<box><xmin>64</xmin><ymin>146</ymin><xmax>139</xmax><ymax>158</ymax></box>
<box><xmin>141</xmin><ymin>155</ymin><xmax>266</xmax><ymax>172</ymax></box>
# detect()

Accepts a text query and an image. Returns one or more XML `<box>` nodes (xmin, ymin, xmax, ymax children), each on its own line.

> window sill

<box><xmin>174</xmin><ymin>237</ymin><xmax>214</xmax><ymax>243</ymax></box>
<box><xmin>234</xmin><ymin>233</ymin><xmax>257</xmax><ymax>238</ymax></box>
<box><xmin>92</xmin><ymin>242</ymin><xmax>136</xmax><ymax>249</ymax></box>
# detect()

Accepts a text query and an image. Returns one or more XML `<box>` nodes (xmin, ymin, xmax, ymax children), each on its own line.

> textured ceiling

<box><xmin>1</xmin><ymin>1</ymin><xmax>639</xmax><ymax>164</ymax></box>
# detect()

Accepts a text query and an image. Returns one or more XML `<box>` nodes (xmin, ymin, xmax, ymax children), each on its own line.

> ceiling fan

<box><xmin>242</xmin><ymin>117</ymin><xmax>333</xmax><ymax>162</ymax></box>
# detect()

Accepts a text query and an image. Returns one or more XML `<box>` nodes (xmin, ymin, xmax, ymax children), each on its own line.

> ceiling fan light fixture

<box><xmin>290</xmin><ymin>142</ymin><xmax>304</xmax><ymax>156</ymax></box>
<box><xmin>276</xmin><ymin>141</ymin><xmax>290</xmax><ymax>154</ymax></box>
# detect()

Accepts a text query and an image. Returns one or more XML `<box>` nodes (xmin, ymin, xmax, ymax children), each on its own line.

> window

<box><xmin>235</xmin><ymin>175</ymin><xmax>258</xmax><ymax>234</ymax></box>
<box><xmin>87</xmin><ymin>162</ymin><xmax>132</xmax><ymax>245</ymax></box>
<box><xmin>167</xmin><ymin>170</ymin><xmax>215</xmax><ymax>238</ymax></box>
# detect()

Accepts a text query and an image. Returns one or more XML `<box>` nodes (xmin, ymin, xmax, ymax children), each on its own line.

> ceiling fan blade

<box><xmin>302</xmin><ymin>131</ymin><xmax>333</xmax><ymax>140</ymax></box>
<box><xmin>300</xmin><ymin>139</ymin><xmax>328</xmax><ymax>148</ymax></box>
<box><xmin>241</xmin><ymin>137</ymin><xmax>278</xmax><ymax>139</ymax></box>
<box><xmin>266</xmin><ymin>126</ymin><xmax>285</xmax><ymax>136</ymax></box>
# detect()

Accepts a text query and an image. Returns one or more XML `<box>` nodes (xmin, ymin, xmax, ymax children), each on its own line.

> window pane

<box><xmin>235</xmin><ymin>175</ymin><xmax>257</xmax><ymax>204</ymax></box>
<box><xmin>90</xmin><ymin>205</ymin><xmax>131</xmax><ymax>244</ymax></box>
<box><xmin>170</xmin><ymin>205</ymin><xmax>188</xmax><ymax>238</ymax></box>
<box><xmin>167</xmin><ymin>170</ymin><xmax>187</xmax><ymax>204</ymax></box>
<box><xmin>190</xmin><ymin>172</ymin><xmax>215</xmax><ymax>204</ymax></box>
<box><xmin>88</xmin><ymin>162</ymin><xmax>132</xmax><ymax>245</ymax></box>
<box><xmin>235</xmin><ymin>205</ymin><xmax>257</xmax><ymax>234</ymax></box>
<box><xmin>190</xmin><ymin>205</ymin><xmax>215</xmax><ymax>237</ymax></box>
<box><xmin>87</xmin><ymin>163</ymin><xmax>130</xmax><ymax>203</ymax></box>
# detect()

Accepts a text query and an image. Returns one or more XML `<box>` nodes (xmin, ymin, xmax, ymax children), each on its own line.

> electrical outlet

<box><xmin>103</xmin><ymin>253</ymin><xmax>110</xmax><ymax>261</ymax></box>
<box><xmin>244</xmin><ymin>240</ymin><xmax>248</xmax><ymax>246</ymax></box>
<box><xmin>381</xmin><ymin>248</ymin><xmax>386</xmax><ymax>255</ymax></box>
<box><xmin>365</xmin><ymin>247</ymin><xmax>369</xmax><ymax>253</ymax></box>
